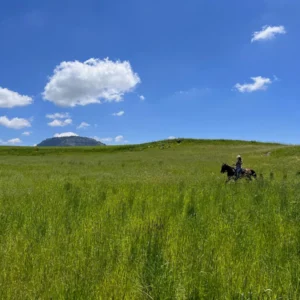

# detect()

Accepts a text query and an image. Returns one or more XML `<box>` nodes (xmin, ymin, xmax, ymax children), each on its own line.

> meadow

<box><xmin>1</xmin><ymin>139</ymin><xmax>300</xmax><ymax>299</ymax></box>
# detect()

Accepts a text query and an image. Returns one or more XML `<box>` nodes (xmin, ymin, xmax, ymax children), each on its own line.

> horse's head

<box><xmin>221</xmin><ymin>163</ymin><xmax>227</xmax><ymax>173</ymax></box>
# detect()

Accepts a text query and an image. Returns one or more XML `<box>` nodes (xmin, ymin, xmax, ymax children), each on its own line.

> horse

<box><xmin>220</xmin><ymin>163</ymin><xmax>257</xmax><ymax>182</ymax></box>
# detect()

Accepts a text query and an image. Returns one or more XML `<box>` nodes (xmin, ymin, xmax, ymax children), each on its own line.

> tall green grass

<box><xmin>0</xmin><ymin>141</ymin><xmax>300</xmax><ymax>299</ymax></box>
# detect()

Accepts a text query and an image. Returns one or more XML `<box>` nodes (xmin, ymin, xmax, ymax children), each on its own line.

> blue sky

<box><xmin>0</xmin><ymin>0</ymin><xmax>299</xmax><ymax>145</ymax></box>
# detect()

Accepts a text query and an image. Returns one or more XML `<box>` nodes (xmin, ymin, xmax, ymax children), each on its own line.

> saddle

<box><xmin>232</xmin><ymin>166</ymin><xmax>245</xmax><ymax>173</ymax></box>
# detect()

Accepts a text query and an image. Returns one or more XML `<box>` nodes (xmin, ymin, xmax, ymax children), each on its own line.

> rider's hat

<box><xmin>237</xmin><ymin>155</ymin><xmax>241</xmax><ymax>158</ymax></box>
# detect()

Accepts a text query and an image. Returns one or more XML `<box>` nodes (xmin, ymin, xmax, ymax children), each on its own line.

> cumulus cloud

<box><xmin>0</xmin><ymin>116</ymin><xmax>31</xmax><ymax>129</ymax></box>
<box><xmin>251</xmin><ymin>25</ymin><xmax>286</xmax><ymax>42</ymax></box>
<box><xmin>234</xmin><ymin>76</ymin><xmax>272</xmax><ymax>93</ymax></box>
<box><xmin>77</xmin><ymin>122</ymin><xmax>90</xmax><ymax>129</ymax></box>
<box><xmin>115</xmin><ymin>135</ymin><xmax>124</xmax><ymax>143</ymax></box>
<box><xmin>0</xmin><ymin>87</ymin><xmax>33</xmax><ymax>108</ymax></box>
<box><xmin>139</xmin><ymin>95</ymin><xmax>145</xmax><ymax>101</ymax></box>
<box><xmin>22</xmin><ymin>131</ymin><xmax>31</xmax><ymax>136</ymax></box>
<box><xmin>48</xmin><ymin>118</ymin><xmax>72</xmax><ymax>127</ymax></box>
<box><xmin>168</xmin><ymin>136</ymin><xmax>176</xmax><ymax>140</ymax></box>
<box><xmin>43</xmin><ymin>58</ymin><xmax>141</xmax><ymax>107</ymax></box>
<box><xmin>46</xmin><ymin>112</ymin><xmax>70</xmax><ymax>119</ymax></box>
<box><xmin>112</xmin><ymin>111</ymin><xmax>125</xmax><ymax>117</ymax></box>
<box><xmin>54</xmin><ymin>132</ymin><xmax>78</xmax><ymax>137</ymax></box>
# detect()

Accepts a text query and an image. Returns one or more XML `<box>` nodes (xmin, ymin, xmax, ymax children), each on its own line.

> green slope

<box><xmin>0</xmin><ymin>139</ymin><xmax>300</xmax><ymax>299</ymax></box>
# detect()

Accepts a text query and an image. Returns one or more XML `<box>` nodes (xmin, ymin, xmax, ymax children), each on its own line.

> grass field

<box><xmin>1</xmin><ymin>139</ymin><xmax>300</xmax><ymax>299</ymax></box>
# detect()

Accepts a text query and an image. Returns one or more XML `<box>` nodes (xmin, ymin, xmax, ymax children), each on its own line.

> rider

<box><xmin>235</xmin><ymin>155</ymin><xmax>243</xmax><ymax>179</ymax></box>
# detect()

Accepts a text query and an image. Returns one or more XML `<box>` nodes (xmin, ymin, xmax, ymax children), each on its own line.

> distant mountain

<box><xmin>37</xmin><ymin>136</ymin><xmax>105</xmax><ymax>147</ymax></box>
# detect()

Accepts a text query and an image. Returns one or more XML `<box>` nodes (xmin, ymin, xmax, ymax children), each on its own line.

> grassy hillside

<box><xmin>0</xmin><ymin>139</ymin><xmax>300</xmax><ymax>299</ymax></box>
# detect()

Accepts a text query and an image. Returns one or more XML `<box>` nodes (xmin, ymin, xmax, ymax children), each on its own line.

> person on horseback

<box><xmin>235</xmin><ymin>155</ymin><xmax>243</xmax><ymax>179</ymax></box>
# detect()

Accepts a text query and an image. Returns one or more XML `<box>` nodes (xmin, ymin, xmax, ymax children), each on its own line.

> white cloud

<box><xmin>115</xmin><ymin>135</ymin><xmax>124</xmax><ymax>143</ymax></box>
<box><xmin>48</xmin><ymin>118</ymin><xmax>72</xmax><ymax>127</ymax></box>
<box><xmin>0</xmin><ymin>116</ymin><xmax>31</xmax><ymax>129</ymax></box>
<box><xmin>251</xmin><ymin>25</ymin><xmax>286</xmax><ymax>42</ymax></box>
<box><xmin>139</xmin><ymin>95</ymin><xmax>145</xmax><ymax>101</ymax></box>
<box><xmin>22</xmin><ymin>131</ymin><xmax>31</xmax><ymax>136</ymax></box>
<box><xmin>7</xmin><ymin>138</ymin><xmax>21</xmax><ymax>144</ymax></box>
<box><xmin>77</xmin><ymin>122</ymin><xmax>90</xmax><ymax>129</ymax></box>
<box><xmin>0</xmin><ymin>138</ymin><xmax>22</xmax><ymax>145</ymax></box>
<box><xmin>0</xmin><ymin>87</ymin><xmax>33</xmax><ymax>108</ymax></box>
<box><xmin>168</xmin><ymin>136</ymin><xmax>176</xmax><ymax>140</ymax></box>
<box><xmin>43</xmin><ymin>58</ymin><xmax>141</xmax><ymax>107</ymax></box>
<box><xmin>54</xmin><ymin>132</ymin><xmax>78</xmax><ymax>137</ymax></box>
<box><xmin>112</xmin><ymin>111</ymin><xmax>125</xmax><ymax>117</ymax></box>
<box><xmin>234</xmin><ymin>76</ymin><xmax>272</xmax><ymax>93</ymax></box>
<box><xmin>178</xmin><ymin>89</ymin><xmax>196</xmax><ymax>95</ymax></box>
<box><xmin>46</xmin><ymin>112</ymin><xmax>70</xmax><ymax>119</ymax></box>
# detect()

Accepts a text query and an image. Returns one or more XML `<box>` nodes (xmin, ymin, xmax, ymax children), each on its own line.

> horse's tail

<box><xmin>251</xmin><ymin>170</ymin><xmax>257</xmax><ymax>178</ymax></box>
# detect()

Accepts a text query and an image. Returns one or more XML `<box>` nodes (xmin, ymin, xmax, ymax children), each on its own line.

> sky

<box><xmin>0</xmin><ymin>0</ymin><xmax>300</xmax><ymax>146</ymax></box>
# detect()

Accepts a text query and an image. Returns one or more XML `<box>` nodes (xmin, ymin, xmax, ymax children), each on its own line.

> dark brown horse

<box><xmin>220</xmin><ymin>163</ymin><xmax>257</xmax><ymax>182</ymax></box>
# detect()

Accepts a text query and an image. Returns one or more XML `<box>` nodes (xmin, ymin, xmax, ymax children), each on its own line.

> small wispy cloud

<box><xmin>115</xmin><ymin>135</ymin><xmax>124</xmax><ymax>142</ymax></box>
<box><xmin>139</xmin><ymin>95</ymin><xmax>145</xmax><ymax>101</ymax></box>
<box><xmin>93</xmin><ymin>136</ymin><xmax>113</xmax><ymax>143</ymax></box>
<box><xmin>48</xmin><ymin>118</ymin><xmax>72</xmax><ymax>127</ymax></box>
<box><xmin>46</xmin><ymin>112</ymin><xmax>70</xmax><ymax>119</ymax></box>
<box><xmin>7</xmin><ymin>138</ymin><xmax>21</xmax><ymax>144</ymax></box>
<box><xmin>173</xmin><ymin>87</ymin><xmax>211</xmax><ymax>98</ymax></box>
<box><xmin>112</xmin><ymin>111</ymin><xmax>125</xmax><ymax>117</ymax></box>
<box><xmin>168</xmin><ymin>136</ymin><xmax>176</xmax><ymax>140</ymax></box>
<box><xmin>0</xmin><ymin>138</ymin><xmax>22</xmax><ymax>145</ymax></box>
<box><xmin>93</xmin><ymin>135</ymin><xmax>127</xmax><ymax>144</ymax></box>
<box><xmin>234</xmin><ymin>76</ymin><xmax>272</xmax><ymax>93</ymax></box>
<box><xmin>22</xmin><ymin>131</ymin><xmax>31</xmax><ymax>136</ymax></box>
<box><xmin>0</xmin><ymin>116</ymin><xmax>31</xmax><ymax>129</ymax></box>
<box><xmin>251</xmin><ymin>25</ymin><xmax>286</xmax><ymax>42</ymax></box>
<box><xmin>77</xmin><ymin>122</ymin><xmax>90</xmax><ymax>129</ymax></box>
